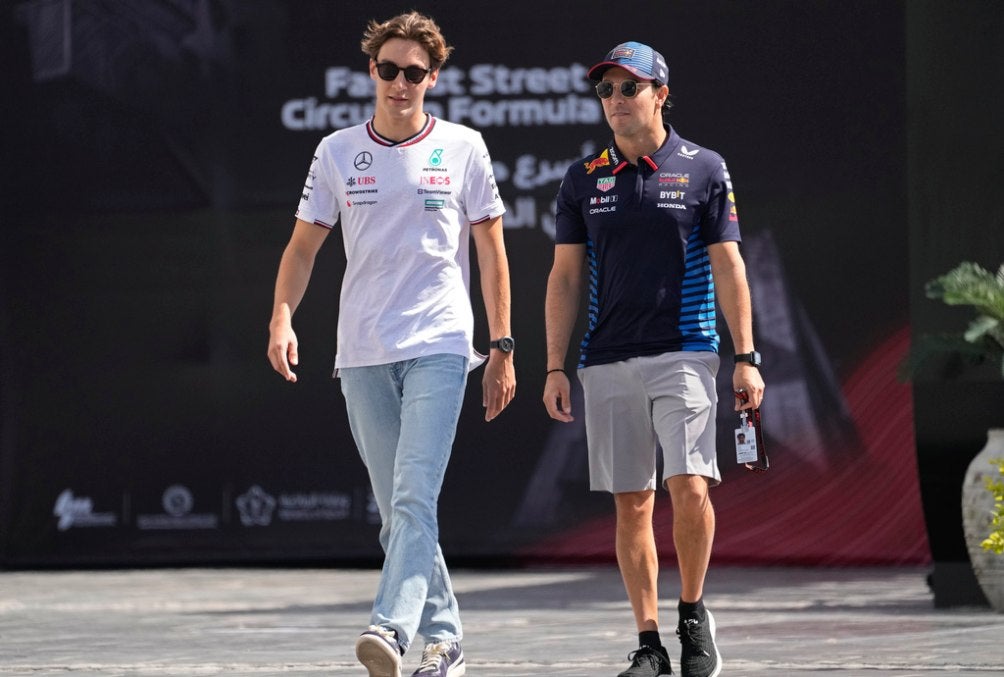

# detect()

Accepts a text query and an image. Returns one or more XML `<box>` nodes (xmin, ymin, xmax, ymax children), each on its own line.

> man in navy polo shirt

<box><xmin>543</xmin><ymin>41</ymin><xmax>765</xmax><ymax>677</ymax></box>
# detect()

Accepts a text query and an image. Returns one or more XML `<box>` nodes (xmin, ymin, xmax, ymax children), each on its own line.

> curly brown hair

<box><xmin>360</xmin><ymin>11</ymin><xmax>454</xmax><ymax>70</ymax></box>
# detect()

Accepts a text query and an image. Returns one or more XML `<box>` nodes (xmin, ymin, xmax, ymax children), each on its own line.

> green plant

<box><xmin>907</xmin><ymin>262</ymin><xmax>1004</xmax><ymax>557</ymax></box>
<box><xmin>984</xmin><ymin>458</ymin><xmax>1004</xmax><ymax>554</ymax></box>
<box><xmin>905</xmin><ymin>261</ymin><xmax>1004</xmax><ymax>379</ymax></box>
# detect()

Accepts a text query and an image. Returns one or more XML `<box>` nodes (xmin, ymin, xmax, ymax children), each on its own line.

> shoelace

<box><xmin>366</xmin><ymin>625</ymin><xmax>397</xmax><ymax>642</ymax></box>
<box><xmin>418</xmin><ymin>642</ymin><xmax>451</xmax><ymax>671</ymax></box>
<box><xmin>676</xmin><ymin>619</ymin><xmax>710</xmax><ymax>657</ymax></box>
<box><xmin>627</xmin><ymin>647</ymin><xmax>663</xmax><ymax>668</ymax></box>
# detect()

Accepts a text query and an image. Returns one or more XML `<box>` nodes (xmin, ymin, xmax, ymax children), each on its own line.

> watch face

<box><xmin>493</xmin><ymin>337</ymin><xmax>515</xmax><ymax>352</ymax></box>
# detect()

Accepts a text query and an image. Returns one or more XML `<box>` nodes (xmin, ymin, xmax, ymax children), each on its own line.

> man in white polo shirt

<box><xmin>267</xmin><ymin>11</ymin><xmax>515</xmax><ymax>677</ymax></box>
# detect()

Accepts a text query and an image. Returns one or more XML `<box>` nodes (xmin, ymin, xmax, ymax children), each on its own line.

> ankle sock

<box><xmin>678</xmin><ymin>597</ymin><xmax>705</xmax><ymax>620</ymax></box>
<box><xmin>639</xmin><ymin>630</ymin><xmax>664</xmax><ymax>651</ymax></box>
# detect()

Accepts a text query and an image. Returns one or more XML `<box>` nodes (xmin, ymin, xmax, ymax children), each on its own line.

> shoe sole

<box><xmin>706</xmin><ymin>610</ymin><xmax>723</xmax><ymax>677</ymax></box>
<box><xmin>355</xmin><ymin>634</ymin><xmax>402</xmax><ymax>677</ymax></box>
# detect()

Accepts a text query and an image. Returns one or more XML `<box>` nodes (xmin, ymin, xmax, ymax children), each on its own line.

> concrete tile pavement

<box><xmin>1</xmin><ymin>566</ymin><xmax>1002</xmax><ymax>675</ymax></box>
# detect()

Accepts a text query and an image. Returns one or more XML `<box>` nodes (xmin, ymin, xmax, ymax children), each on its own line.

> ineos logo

<box><xmin>354</xmin><ymin>152</ymin><xmax>373</xmax><ymax>171</ymax></box>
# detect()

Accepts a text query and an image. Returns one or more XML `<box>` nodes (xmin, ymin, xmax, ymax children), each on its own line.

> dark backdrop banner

<box><xmin>1</xmin><ymin>0</ymin><xmax>928</xmax><ymax>566</ymax></box>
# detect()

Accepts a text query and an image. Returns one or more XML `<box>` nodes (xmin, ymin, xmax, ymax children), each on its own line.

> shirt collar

<box><xmin>609</xmin><ymin>125</ymin><xmax>680</xmax><ymax>174</ymax></box>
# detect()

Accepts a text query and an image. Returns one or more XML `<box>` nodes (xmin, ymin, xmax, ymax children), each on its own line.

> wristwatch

<box><xmin>489</xmin><ymin>336</ymin><xmax>516</xmax><ymax>353</ymax></box>
<box><xmin>734</xmin><ymin>350</ymin><xmax>762</xmax><ymax>367</ymax></box>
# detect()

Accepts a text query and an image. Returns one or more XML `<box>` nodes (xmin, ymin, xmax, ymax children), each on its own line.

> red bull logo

<box><xmin>584</xmin><ymin>150</ymin><xmax>611</xmax><ymax>175</ymax></box>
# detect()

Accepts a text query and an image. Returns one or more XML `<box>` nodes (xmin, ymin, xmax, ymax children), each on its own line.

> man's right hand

<box><xmin>267</xmin><ymin>309</ymin><xmax>299</xmax><ymax>382</ymax></box>
<box><xmin>543</xmin><ymin>370</ymin><xmax>574</xmax><ymax>422</ymax></box>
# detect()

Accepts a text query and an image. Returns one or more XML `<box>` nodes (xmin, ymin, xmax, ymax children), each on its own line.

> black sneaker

<box><xmin>617</xmin><ymin>645</ymin><xmax>673</xmax><ymax>676</ymax></box>
<box><xmin>676</xmin><ymin>609</ymin><xmax>722</xmax><ymax>677</ymax></box>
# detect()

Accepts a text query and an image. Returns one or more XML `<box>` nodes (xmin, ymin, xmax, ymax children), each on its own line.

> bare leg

<box><xmin>614</xmin><ymin>490</ymin><xmax>659</xmax><ymax>631</ymax></box>
<box><xmin>666</xmin><ymin>475</ymin><xmax>715</xmax><ymax>603</ymax></box>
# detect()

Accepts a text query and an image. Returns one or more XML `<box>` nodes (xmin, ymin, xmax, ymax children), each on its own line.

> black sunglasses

<box><xmin>595</xmin><ymin>79</ymin><xmax>654</xmax><ymax>99</ymax></box>
<box><xmin>375</xmin><ymin>61</ymin><xmax>432</xmax><ymax>84</ymax></box>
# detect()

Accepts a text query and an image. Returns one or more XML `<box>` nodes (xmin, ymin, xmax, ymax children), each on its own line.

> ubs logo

<box><xmin>354</xmin><ymin>151</ymin><xmax>373</xmax><ymax>170</ymax></box>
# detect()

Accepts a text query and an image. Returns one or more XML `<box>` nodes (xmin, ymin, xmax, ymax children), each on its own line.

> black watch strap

<box><xmin>734</xmin><ymin>350</ymin><xmax>762</xmax><ymax>367</ymax></box>
<box><xmin>490</xmin><ymin>336</ymin><xmax>515</xmax><ymax>353</ymax></box>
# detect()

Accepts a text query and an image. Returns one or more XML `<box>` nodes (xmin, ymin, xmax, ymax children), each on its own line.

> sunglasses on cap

<box><xmin>374</xmin><ymin>61</ymin><xmax>433</xmax><ymax>84</ymax></box>
<box><xmin>595</xmin><ymin>79</ymin><xmax>655</xmax><ymax>99</ymax></box>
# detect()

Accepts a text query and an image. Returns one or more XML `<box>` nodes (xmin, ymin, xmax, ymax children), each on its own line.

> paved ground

<box><xmin>1</xmin><ymin>566</ymin><xmax>1002</xmax><ymax>675</ymax></box>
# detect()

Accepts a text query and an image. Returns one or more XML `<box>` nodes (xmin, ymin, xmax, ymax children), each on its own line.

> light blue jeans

<box><xmin>339</xmin><ymin>353</ymin><xmax>468</xmax><ymax>651</ymax></box>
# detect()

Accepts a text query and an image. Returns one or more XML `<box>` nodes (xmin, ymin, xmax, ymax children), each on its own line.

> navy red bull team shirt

<box><xmin>554</xmin><ymin>125</ymin><xmax>742</xmax><ymax>368</ymax></box>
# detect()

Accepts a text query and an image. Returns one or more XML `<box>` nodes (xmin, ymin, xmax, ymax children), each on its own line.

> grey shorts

<box><xmin>578</xmin><ymin>351</ymin><xmax>721</xmax><ymax>493</ymax></box>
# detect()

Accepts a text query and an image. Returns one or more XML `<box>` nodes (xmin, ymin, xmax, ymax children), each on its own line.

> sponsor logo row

<box><xmin>52</xmin><ymin>485</ymin><xmax>380</xmax><ymax>532</ymax></box>
<box><xmin>301</xmin><ymin>150</ymin><xmax>463</xmax><ymax>212</ymax></box>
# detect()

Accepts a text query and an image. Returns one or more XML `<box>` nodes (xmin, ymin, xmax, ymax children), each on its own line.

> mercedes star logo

<box><xmin>354</xmin><ymin>151</ymin><xmax>373</xmax><ymax>171</ymax></box>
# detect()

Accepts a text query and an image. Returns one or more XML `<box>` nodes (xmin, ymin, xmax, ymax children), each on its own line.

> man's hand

<box><xmin>543</xmin><ymin>370</ymin><xmax>574</xmax><ymax>422</ymax></box>
<box><xmin>267</xmin><ymin>309</ymin><xmax>299</xmax><ymax>383</ymax></box>
<box><xmin>482</xmin><ymin>353</ymin><xmax>515</xmax><ymax>421</ymax></box>
<box><xmin>733</xmin><ymin>363</ymin><xmax>764</xmax><ymax>410</ymax></box>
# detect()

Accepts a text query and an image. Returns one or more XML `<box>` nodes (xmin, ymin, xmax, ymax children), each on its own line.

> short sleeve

<box><xmin>461</xmin><ymin>133</ymin><xmax>505</xmax><ymax>223</ymax></box>
<box><xmin>554</xmin><ymin>171</ymin><xmax>587</xmax><ymax>244</ymax></box>
<box><xmin>294</xmin><ymin>140</ymin><xmax>340</xmax><ymax>229</ymax></box>
<box><xmin>701</xmin><ymin>160</ymin><xmax>741</xmax><ymax>245</ymax></box>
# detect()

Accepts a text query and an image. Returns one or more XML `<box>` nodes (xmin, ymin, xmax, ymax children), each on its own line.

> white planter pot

<box><xmin>961</xmin><ymin>428</ymin><xmax>1004</xmax><ymax>612</ymax></box>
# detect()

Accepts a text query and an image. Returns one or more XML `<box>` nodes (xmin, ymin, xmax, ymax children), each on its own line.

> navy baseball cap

<box><xmin>588</xmin><ymin>41</ymin><xmax>669</xmax><ymax>84</ymax></box>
